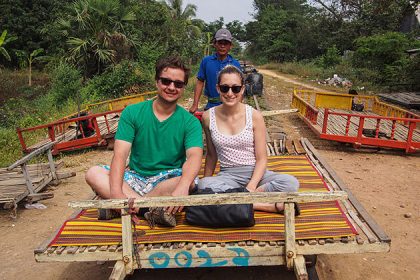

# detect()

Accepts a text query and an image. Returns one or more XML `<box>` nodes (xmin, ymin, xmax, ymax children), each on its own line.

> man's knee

<box><xmin>85</xmin><ymin>166</ymin><xmax>107</xmax><ymax>187</ymax></box>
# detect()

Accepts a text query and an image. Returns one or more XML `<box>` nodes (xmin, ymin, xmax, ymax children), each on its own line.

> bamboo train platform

<box><xmin>1</xmin><ymin>142</ymin><xmax>75</xmax><ymax>217</ymax></box>
<box><xmin>34</xmin><ymin>139</ymin><xmax>390</xmax><ymax>280</ymax></box>
<box><xmin>292</xmin><ymin>89</ymin><xmax>420</xmax><ymax>153</ymax></box>
<box><xmin>17</xmin><ymin>92</ymin><xmax>157</xmax><ymax>155</ymax></box>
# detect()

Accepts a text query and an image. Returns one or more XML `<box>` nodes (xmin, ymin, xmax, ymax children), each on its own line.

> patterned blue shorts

<box><xmin>101</xmin><ymin>165</ymin><xmax>182</xmax><ymax>196</ymax></box>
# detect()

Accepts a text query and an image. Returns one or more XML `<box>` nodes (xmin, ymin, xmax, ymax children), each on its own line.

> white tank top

<box><xmin>209</xmin><ymin>105</ymin><xmax>256</xmax><ymax>168</ymax></box>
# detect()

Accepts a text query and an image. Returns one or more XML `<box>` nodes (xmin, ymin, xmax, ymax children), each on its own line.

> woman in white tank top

<box><xmin>199</xmin><ymin>65</ymin><xmax>299</xmax><ymax>214</ymax></box>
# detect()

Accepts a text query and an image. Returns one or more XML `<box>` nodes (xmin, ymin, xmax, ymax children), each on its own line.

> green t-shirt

<box><xmin>115</xmin><ymin>100</ymin><xmax>203</xmax><ymax>177</ymax></box>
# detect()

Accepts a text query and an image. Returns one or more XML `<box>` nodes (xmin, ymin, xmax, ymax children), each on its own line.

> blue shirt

<box><xmin>197</xmin><ymin>53</ymin><xmax>241</xmax><ymax>104</ymax></box>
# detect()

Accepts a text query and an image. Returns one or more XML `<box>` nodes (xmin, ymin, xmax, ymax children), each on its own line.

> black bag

<box><xmin>352</xmin><ymin>102</ymin><xmax>364</xmax><ymax>112</ymax></box>
<box><xmin>185</xmin><ymin>188</ymin><xmax>255</xmax><ymax>228</ymax></box>
<box><xmin>245</xmin><ymin>72</ymin><xmax>264</xmax><ymax>96</ymax></box>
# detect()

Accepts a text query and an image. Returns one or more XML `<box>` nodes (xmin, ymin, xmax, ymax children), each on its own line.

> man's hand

<box><xmin>166</xmin><ymin>183</ymin><xmax>190</xmax><ymax>214</ymax></box>
<box><xmin>189</xmin><ymin>103</ymin><xmax>198</xmax><ymax>113</ymax></box>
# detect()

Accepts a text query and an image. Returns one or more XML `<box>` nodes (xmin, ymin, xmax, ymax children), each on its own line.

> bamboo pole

<box><xmin>69</xmin><ymin>191</ymin><xmax>347</xmax><ymax>209</ymax></box>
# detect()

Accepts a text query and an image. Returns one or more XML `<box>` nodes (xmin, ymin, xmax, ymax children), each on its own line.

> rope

<box><xmin>128</xmin><ymin>198</ymin><xmax>143</xmax><ymax>269</ymax></box>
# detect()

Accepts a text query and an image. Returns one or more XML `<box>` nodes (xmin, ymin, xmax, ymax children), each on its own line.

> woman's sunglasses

<box><xmin>159</xmin><ymin>77</ymin><xmax>185</xmax><ymax>89</ymax></box>
<box><xmin>219</xmin><ymin>84</ymin><xmax>243</xmax><ymax>94</ymax></box>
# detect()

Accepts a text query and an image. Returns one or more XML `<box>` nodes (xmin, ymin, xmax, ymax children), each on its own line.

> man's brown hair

<box><xmin>155</xmin><ymin>56</ymin><xmax>190</xmax><ymax>85</ymax></box>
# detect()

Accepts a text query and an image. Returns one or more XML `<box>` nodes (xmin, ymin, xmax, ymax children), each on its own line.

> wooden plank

<box><xmin>109</xmin><ymin>261</ymin><xmax>127</xmax><ymax>280</ymax></box>
<box><xmin>26</xmin><ymin>192</ymin><xmax>54</xmax><ymax>203</ymax></box>
<box><xmin>35</xmin><ymin>241</ymin><xmax>390</xmax><ymax>264</ymax></box>
<box><xmin>121</xmin><ymin>209</ymin><xmax>134</xmax><ymax>274</ymax></box>
<box><xmin>292</xmin><ymin>140</ymin><xmax>306</xmax><ymax>154</ymax></box>
<box><xmin>66</xmin><ymin>246</ymin><xmax>79</xmax><ymax>254</ymax></box>
<box><xmin>7</xmin><ymin>142</ymin><xmax>56</xmax><ymax>170</ymax></box>
<box><xmin>285</xmin><ymin>203</ymin><xmax>296</xmax><ymax>270</ymax></box>
<box><xmin>297</xmin><ymin>241</ymin><xmax>389</xmax><ymax>255</ymax></box>
<box><xmin>21</xmin><ymin>163</ymin><xmax>35</xmax><ymax>194</ymax></box>
<box><xmin>267</xmin><ymin>142</ymin><xmax>275</xmax><ymax>155</ymax></box>
<box><xmin>56</xmin><ymin>172</ymin><xmax>76</xmax><ymax>180</ymax></box>
<box><xmin>69</xmin><ymin>191</ymin><xmax>348</xmax><ymax>209</ymax></box>
<box><xmin>47</xmin><ymin>149</ymin><xmax>58</xmax><ymax>182</ymax></box>
<box><xmin>261</xmin><ymin>109</ymin><xmax>298</xmax><ymax>117</ymax></box>
<box><xmin>294</xmin><ymin>255</ymin><xmax>308</xmax><ymax>280</ymax></box>
<box><xmin>0</xmin><ymin>161</ymin><xmax>63</xmax><ymax>173</ymax></box>
<box><xmin>273</xmin><ymin>139</ymin><xmax>280</xmax><ymax>155</ymax></box>
<box><xmin>302</xmin><ymin>138</ymin><xmax>391</xmax><ymax>243</ymax></box>
<box><xmin>0</xmin><ymin>176</ymin><xmax>44</xmax><ymax>186</ymax></box>
<box><xmin>285</xmin><ymin>140</ymin><xmax>295</xmax><ymax>154</ymax></box>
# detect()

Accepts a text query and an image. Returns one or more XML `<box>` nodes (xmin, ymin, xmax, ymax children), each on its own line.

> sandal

<box><xmin>275</xmin><ymin>202</ymin><xmax>301</xmax><ymax>217</ymax></box>
<box><xmin>144</xmin><ymin>207</ymin><xmax>176</xmax><ymax>228</ymax></box>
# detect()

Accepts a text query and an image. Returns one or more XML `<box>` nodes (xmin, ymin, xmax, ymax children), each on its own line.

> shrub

<box><xmin>80</xmin><ymin>60</ymin><xmax>154</xmax><ymax>101</ymax></box>
<box><xmin>352</xmin><ymin>32</ymin><xmax>413</xmax><ymax>70</ymax></box>
<box><xmin>318</xmin><ymin>45</ymin><xmax>342</xmax><ymax>68</ymax></box>
<box><xmin>49</xmin><ymin>62</ymin><xmax>82</xmax><ymax>106</ymax></box>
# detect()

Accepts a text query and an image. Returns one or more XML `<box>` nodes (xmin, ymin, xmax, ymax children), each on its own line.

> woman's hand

<box><xmin>246</xmin><ymin>183</ymin><xmax>258</xmax><ymax>192</ymax></box>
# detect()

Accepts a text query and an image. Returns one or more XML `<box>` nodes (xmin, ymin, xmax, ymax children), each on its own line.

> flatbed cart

<box><xmin>34</xmin><ymin>138</ymin><xmax>390</xmax><ymax>280</ymax></box>
<box><xmin>292</xmin><ymin>89</ymin><xmax>419</xmax><ymax>153</ymax></box>
<box><xmin>17</xmin><ymin>92</ymin><xmax>156</xmax><ymax>155</ymax></box>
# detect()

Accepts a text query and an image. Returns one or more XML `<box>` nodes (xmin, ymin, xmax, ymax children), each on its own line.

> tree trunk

<box><xmin>28</xmin><ymin>62</ymin><xmax>32</xmax><ymax>86</ymax></box>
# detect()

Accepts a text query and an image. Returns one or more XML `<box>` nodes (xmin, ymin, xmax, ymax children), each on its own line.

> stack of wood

<box><xmin>1</xmin><ymin>142</ymin><xmax>75</xmax><ymax>218</ymax></box>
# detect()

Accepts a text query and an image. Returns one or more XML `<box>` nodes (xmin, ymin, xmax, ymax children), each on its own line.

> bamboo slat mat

<box><xmin>49</xmin><ymin>155</ymin><xmax>356</xmax><ymax>247</ymax></box>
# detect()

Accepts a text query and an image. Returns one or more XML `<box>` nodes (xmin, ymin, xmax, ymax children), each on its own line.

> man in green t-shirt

<box><xmin>85</xmin><ymin>56</ymin><xmax>203</xmax><ymax>226</ymax></box>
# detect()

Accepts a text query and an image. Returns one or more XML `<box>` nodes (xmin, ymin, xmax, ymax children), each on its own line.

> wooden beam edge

<box><xmin>301</xmin><ymin>138</ymin><xmax>391</xmax><ymax>243</ymax></box>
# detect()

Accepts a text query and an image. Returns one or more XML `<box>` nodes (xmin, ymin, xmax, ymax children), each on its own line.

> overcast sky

<box><xmin>183</xmin><ymin>0</ymin><xmax>255</xmax><ymax>24</ymax></box>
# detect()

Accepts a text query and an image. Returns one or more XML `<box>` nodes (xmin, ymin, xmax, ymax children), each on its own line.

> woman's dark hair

<box><xmin>217</xmin><ymin>65</ymin><xmax>244</xmax><ymax>85</ymax></box>
<box><xmin>155</xmin><ymin>56</ymin><xmax>190</xmax><ymax>85</ymax></box>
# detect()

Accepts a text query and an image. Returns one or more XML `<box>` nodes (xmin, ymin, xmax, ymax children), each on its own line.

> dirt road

<box><xmin>0</xmin><ymin>70</ymin><xmax>419</xmax><ymax>280</ymax></box>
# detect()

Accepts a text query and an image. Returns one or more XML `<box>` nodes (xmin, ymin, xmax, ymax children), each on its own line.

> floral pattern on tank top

<box><xmin>209</xmin><ymin>105</ymin><xmax>256</xmax><ymax>168</ymax></box>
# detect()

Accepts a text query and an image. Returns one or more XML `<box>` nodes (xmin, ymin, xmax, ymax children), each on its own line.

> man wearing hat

<box><xmin>189</xmin><ymin>28</ymin><xmax>242</xmax><ymax>113</ymax></box>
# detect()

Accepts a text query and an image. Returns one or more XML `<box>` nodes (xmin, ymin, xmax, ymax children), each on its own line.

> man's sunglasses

<box><xmin>159</xmin><ymin>77</ymin><xmax>185</xmax><ymax>89</ymax></box>
<box><xmin>216</xmin><ymin>40</ymin><xmax>231</xmax><ymax>46</ymax></box>
<box><xmin>219</xmin><ymin>84</ymin><xmax>243</xmax><ymax>94</ymax></box>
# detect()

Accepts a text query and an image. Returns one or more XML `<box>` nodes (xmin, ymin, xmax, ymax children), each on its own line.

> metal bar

<box><xmin>16</xmin><ymin>128</ymin><xmax>27</xmax><ymax>152</ymax></box>
<box><xmin>375</xmin><ymin>119</ymin><xmax>380</xmax><ymax>138</ymax></box>
<box><xmin>326</xmin><ymin>111</ymin><xmax>420</xmax><ymax>123</ymax></box>
<box><xmin>390</xmin><ymin>120</ymin><xmax>396</xmax><ymax>139</ymax></box>
<box><xmin>356</xmin><ymin>117</ymin><xmax>365</xmax><ymax>144</ymax></box>
<box><xmin>48</xmin><ymin>126</ymin><xmax>56</xmax><ymax>142</ymax></box>
<box><xmin>104</xmin><ymin>115</ymin><xmax>111</xmax><ymax>133</ymax></box>
<box><xmin>18</xmin><ymin>109</ymin><xmax>124</xmax><ymax>133</ymax></box>
<box><xmin>406</xmin><ymin>121</ymin><xmax>416</xmax><ymax>153</ymax></box>
<box><xmin>345</xmin><ymin>116</ymin><xmax>351</xmax><ymax>135</ymax></box>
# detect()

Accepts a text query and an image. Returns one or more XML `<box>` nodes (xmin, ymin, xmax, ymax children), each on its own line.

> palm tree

<box><xmin>59</xmin><ymin>0</ymin><xmax>137</xmax><ymax>77</ymax></box>
<box><xmin>163</xmin><ymin>0</ymin><xmax>201</xmax><ymax>59</ymax></box>
<box><xmin>0</xmin><ymin>30</ymin><xmax>17</xmax><ymax>62</ymax></box>
<box><xmin>165</xmin><ymin>0</ymin><xmax>196</xmax><ymax>21</ymax></box>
